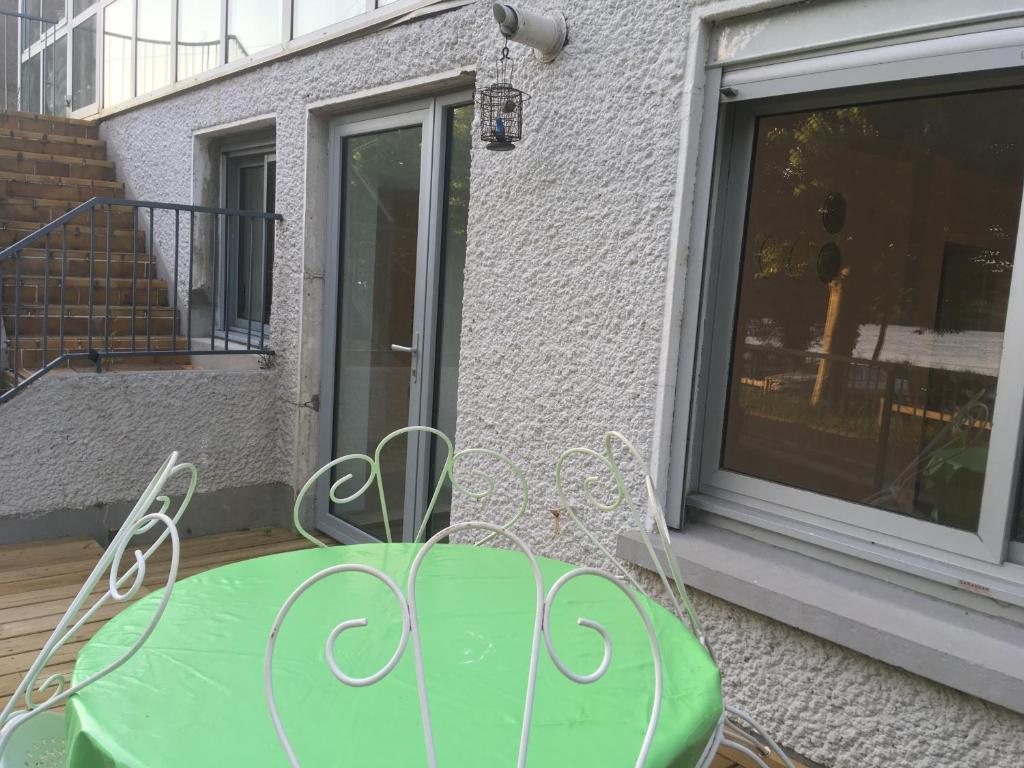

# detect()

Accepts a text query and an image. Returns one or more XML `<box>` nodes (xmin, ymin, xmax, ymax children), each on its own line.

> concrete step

<box><xmin>0</xmin><ymin>130</ymin><xmax>107</xmax><ymax>161</ymax></box>
<box><xmin>6</xmin><ymin>335</ymin><xmax>191</xmax><ymax>370</ymax></box>
<box><xmin>3</xmin><ymin>305</ymin><xmax>177</xmax><ymax>337</ymax></box>
<box><xmin>0</xmin><ymin>111</ymin><xmax>98</xmax><ymax>140</ymax></box>
<box><xmin>2</xmin><ymin>275</ymin><xmax>170</xmax><ymax>307</ymax></box>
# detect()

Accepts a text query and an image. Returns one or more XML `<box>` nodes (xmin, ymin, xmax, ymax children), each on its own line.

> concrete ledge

<box><xmin>617</xmin><ymin>523</ymin><xmax>1024</xmax><ymax>715</ymax></box>
<box><xmin>0</xmin><ymin>483</ymin><xmax>293</xmax><ymax>545</ymax></box>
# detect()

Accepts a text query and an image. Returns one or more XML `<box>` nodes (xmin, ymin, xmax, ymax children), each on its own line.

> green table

<box><xmin>67</xmin><ymin>544</ymin><xmax>722</xmax><ymax>766</ymax></box>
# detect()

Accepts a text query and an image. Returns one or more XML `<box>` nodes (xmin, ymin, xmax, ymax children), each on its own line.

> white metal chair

<box><xmin>552</xmin><ymin>432</ymin><xmax>795</xmax><ymax>768</ymax></box>
<box><xmin>0</xmin><ymin>452</ymin><xmax>198</xmax><ymax>768</ymax></box>
<box><xmin>268</xmin><ymin>431</ymin><xmax>792</xmax><ymax>767</ymax></box>
<box><xmin>292</xmin><ymin>425</ymin><xmax>530</xmax><ymax>546</ymax></box>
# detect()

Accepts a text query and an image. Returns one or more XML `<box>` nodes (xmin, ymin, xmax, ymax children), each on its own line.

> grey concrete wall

<box><xmin>11</xmin><ymin>0</ymin><xmax>1020</xmax><ymax>766</ymax></box>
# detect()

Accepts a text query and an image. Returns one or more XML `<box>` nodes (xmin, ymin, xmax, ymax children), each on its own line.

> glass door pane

<box><xmin>331</xmin><ymin>124</ymin><xmax>423</xmax><ymax>540</ymax></box>
<box><xmin>42</xmin><ymin>34</ymin><xmax>66</xmax><ymax>115</ymax></box>
<box><xmin>226</xmin><ymin>153</ymin><xmax>275</xmax><ymax>330</ymax></box>
<box><xmin>720</xmin><ymin>87</ymin><xmax>1024</xmax><ymax>534</ymax></box>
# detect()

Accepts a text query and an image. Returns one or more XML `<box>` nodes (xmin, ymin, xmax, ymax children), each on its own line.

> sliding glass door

<box><xmin>318</xmin><ymin>93</ymin><xmax>472</xmax><ymax>543</ymax></box>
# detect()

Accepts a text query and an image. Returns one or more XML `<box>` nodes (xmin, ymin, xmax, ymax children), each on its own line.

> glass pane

<box><xmin>42</xmin><ymin>0</ymin><xmax>65</xmax><ymax>24</ymax></box>
<box><xmin>136</xmin><ymin>0</ymin><xmax>171</xmax><ymax>96</ymax></box>
<box><xmin>103</xmin><ymin>0</ymin><xmax>131</xmax><ymax>107</ymax></box>
<box><xmin>429</xmin><ymin>104</ymin><xmax>472</xmax><ymax>534</ymax></box>
<box><xmin>292</xmin><ymin>0</ymin><xmax>364</xmax><ymax>38</ymax></box>
<box><xmin>74</xmin><ymin>0</ymin><xmax>98</xmax><ymax>16</ymax></box>
<box><xmin>41</xmin><ymin>35</ymin><xmax>66</xmax><ymax>115</ymax></box>
<box><xmin>721</xmin><ymin>87</ymin><xmax>1024</xmax><ymax>534</ymax></box>
<box><xmin>19</xmin><ymin>54</ymin><xmax>40</xmax><ymax>112</ymax></box>
<box><xmin>178</xmin><ymin>0</ymin><xmax>220</xmax><ymax>79</ymax></box>
<box><xmin>227</xmin><ymin>0</ymin><xmax>281</xmax><ymax>61</ymax></box>
<box><xmin>21</xmin><ymin>1</ymin><xmax>63</xmax><ymax>50</ymax></box>
<box><xmin>332</xmin><ymin>125</ymin><xmax>423</xmax><ymax>540</ymax></box>
<box><xmin>235</xmin><ymin>164</ymin><xmax>266</xmax><ymax>326</ymax></box>
<box><xmin>72</xmin><ymin>15</ymin><xmax>97</xmax><ymax>110</ymax></box>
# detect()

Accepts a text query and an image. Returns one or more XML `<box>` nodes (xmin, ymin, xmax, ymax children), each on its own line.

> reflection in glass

<box><xmin>103</xmin><ymin>0</ymin><xmax>132</xmax><ymax>107</ymax></box>
<box><xmin>292</xmin><ymin>0</ymin><xmax>364</xmax><ymax>38</ymax></box>
<box><xmin>137</xmin><ymin>0</ymin><xmax>171</xmax><ymax>96</ymax></box>
<box><xmin>228</xmin><ymin>0</ymin><xmax>282</xmax><ymax>61</ymax></box>
<box><xmin>722</xmin><ymin>88</ymin><xmax>1024</xmax><ymax>533</ymax></box>
<box><xmin>74</xmin><ymin>0</ymin><xmax>97</xmax><ymax>16</ymax></box>
<box><xmin>178</xmin><ymin>0</ymin><xmax>221</xmax><ymax>80</ymax></box>
<box><xmin>429</xmin><ymin>104</ymin><xmax>472</xmax><ymax>534</ymax></box>
<box><xmin>332</xmin><ymin>126</ymin><xmax>423</xmax><ymax>540</ymax></box>
<box><xmin>42</xmin><ymin>35</ymin><xmax>66</xmax><ymax>115</ymax></box>
<box><xmin>19</xmin><ymin>54</ymin><xmax>40</xmax><ymax>113</ymax></box>
<box><xmin>22</xmin><ymin>1</ymin><xmax>65</xmax><ymax>50</ymax></box>
<box><xmin>72</xmin><ymin>15</ymin><xmax>97</xmax><ymax>110</ymax></box>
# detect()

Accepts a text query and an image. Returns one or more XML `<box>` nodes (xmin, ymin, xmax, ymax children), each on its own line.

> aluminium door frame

<box><xmin>316</xmin><ymin>91</ymin><xmax>473</xmax><ymax>544</ymax></box>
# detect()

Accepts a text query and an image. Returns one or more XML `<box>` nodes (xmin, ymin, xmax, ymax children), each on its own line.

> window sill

<box><xmin>616</xmin><ymin>523</ymin><xmax>1024</xmax><ymax>715</ymax></box>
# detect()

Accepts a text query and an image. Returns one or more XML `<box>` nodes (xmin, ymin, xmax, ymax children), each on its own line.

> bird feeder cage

<box><xmin>479</xmin><ymin>45</ymin><xmax>530</xmax><ymax>151</ymax></box>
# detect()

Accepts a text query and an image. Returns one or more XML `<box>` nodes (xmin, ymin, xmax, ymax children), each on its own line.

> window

<box><xmin>686</xmin><ymin>23</ymin><xmax>1024</xmax><ymax>602</ymax></box>
<box><xmin>136</xmin><ymin>0</ymin><xmax>171</xmax><ymax>96</ymax></box>
<box><xmin>227</xmin><ymin>0</ymin><xmax>282</xmax><ymax>62</ymax></box>
<box><xmin>103</xmin><ymin>0</ymin><xmax>132</xmax><ymax>107</ymax></box>
<box><xmin>292</xmin><ymin>0</ymin><xmax>364</xmax><ymax>38</ymax></box>
<box><xmin>223</xmin><ymin>148</ymin><xmax>276</xmax><ymax>334</ymax></box>
<box><xmin>19</xmin><ymin>53</ymin><xmax>40</xmax><ymax>112</ymax></box>
<box><xmin>177</xmin><ymin>0</ymin><xmax>220</xmax><ymax>80</ymax></box>
<box><xmin>71</xmin><ymin>14</ymin><xmax>97</xmax><ymax>110</ymax></box>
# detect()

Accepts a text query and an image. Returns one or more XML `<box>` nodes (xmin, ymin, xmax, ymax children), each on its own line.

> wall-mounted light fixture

<box><xmin>492</xmin><ymin>3</ymin><xmax>568</xmax><ymax>63</ymax></box>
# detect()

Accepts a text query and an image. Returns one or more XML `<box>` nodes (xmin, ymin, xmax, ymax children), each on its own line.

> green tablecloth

<box><xmin>67</xmin><ymin>543</ymin><xmax>722</xmax><ymax>766</ymax></box>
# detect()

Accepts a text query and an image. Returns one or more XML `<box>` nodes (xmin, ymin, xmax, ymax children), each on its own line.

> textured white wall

<box><xmin>18</xmin><ymin>0</ymin><xmax>1024</xmax><ymax>765</ymax></box>
<box><xmin>0</xmin><ymin>368</ymin><xmax>284</xmax><ymax>517</ymax></box>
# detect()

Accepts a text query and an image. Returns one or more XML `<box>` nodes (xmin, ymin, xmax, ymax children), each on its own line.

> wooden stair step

<box><xmin>0</xmin><ymin>147</ymin><xmax>113</xmax><ymax>169</ymax></box>
<box><xmin>0</xmin><ymin>132</ymin><xmax>106</xmax><ymax>161</ymax></box>
<box><xmin>1</xmin><ymin>252</ymin><xmax>155</xmax><ymax>278</ymax></box>
<box><xmin>0</xmin><ymin>110</ymin><xmax>99</xmax><ymax>140</ymax></box>
<box><xmin>0</xmin><ymin>199</ymin><xmax>135</xmax><ymax>227</ymax></box>
<box><xmin>0</xmin><ymin>175</ymin><xmax>124</xmax><ymax>200</ymax></box>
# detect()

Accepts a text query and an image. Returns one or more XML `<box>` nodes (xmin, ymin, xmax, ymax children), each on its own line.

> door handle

<box><xmin>391</xmin><ymin>332</ymin><xmax>420</xmax><ymax>382</ymax></box>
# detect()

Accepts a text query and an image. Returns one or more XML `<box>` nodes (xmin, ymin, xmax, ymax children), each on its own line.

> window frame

<box><xmin>218</xmin><ymin>141</ymin><xmax>276</xmax><ymax>339</ymax></box>
<box><xmin>674</xmin><ymin>21</ymin><xmax>1024</xmax><ymax>609</ymax></box>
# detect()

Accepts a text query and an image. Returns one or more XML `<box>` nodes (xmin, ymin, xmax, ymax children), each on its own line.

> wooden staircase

<box><xmin>0</xmin><ymin>110</ymin><xmax>190</xmax><ymax>385</ymax></box>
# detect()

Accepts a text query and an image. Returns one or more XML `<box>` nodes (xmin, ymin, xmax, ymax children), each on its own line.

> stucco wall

<box><xmin>19</xmin><ymin>0</ymin><xmax>1024</xmax><ymax>766</ymax></box>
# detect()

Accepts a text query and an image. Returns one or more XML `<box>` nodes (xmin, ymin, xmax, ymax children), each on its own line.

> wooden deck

<box><xmin>0</xmin><ymin>529</ymin><xmax>806</xmax><ymax>768</ymax></box>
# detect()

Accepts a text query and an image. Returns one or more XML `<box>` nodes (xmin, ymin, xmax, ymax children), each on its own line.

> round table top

<box><xmin>67</xmin><ymin>543</ymin><xmax>722</xmax><ymax>767</ymax></box>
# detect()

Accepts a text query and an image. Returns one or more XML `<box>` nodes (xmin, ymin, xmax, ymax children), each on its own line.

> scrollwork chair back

<box><xmin>265</xmin><ymin>521</ymin><xmax>663</xmax><ymax>768</ymax></box>
<box><xmin>0</xmin><ymin>452</ymin><xmax>198</xmax><ymax>768</ymax></box>
<box><xmin>293</xmin><ymin>426</ymin><xmax>529</xmax><ymax>546</ymax></box>
<box><xmin>554</xmin><ymin>432</ymin><xmax>795</xmax><ymax>768</ymax></box>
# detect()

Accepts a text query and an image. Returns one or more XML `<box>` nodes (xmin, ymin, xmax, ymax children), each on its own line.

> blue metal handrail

<box><xmin>0</xmin><ymin>197</ymin><xmax>283</xmax><ymax>404</ymax></box>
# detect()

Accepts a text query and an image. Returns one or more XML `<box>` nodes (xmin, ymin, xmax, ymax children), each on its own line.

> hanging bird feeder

<box><xmin>478</xmin><ymin>44</ymin><xmax>530</xmax><ymax>152</ymax></box>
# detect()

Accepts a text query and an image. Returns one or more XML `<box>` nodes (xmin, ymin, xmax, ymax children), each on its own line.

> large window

<box><xmin>688</xmin><ymin>29</ymin><xmax>1024</xmax><ymax>602</ymax></box>
<box><xmin>135</xmin><ymin>0</ymin><xmax>170</xmax><ymax>96</ymax></box>
<box><xmin>102</xmin><ymin>0</ymin><xmax>131</xmax><ymax>107</ymax></box>
<box><xmin>177</xmin><ymin>0</ymin><xmax>219</xmax><ymax>80</ymax></box>
<box><xmin>292</xmin><ymin>0</ymin><xmax>363</xmax><ymax>38</ymax></box>
<box><xmin>20</xmin><ymin>1</ymin><xmax>445</xmax><ymax>115</ymax></box>
<box><xmin>227</xmin><ymin>0</ymin><xmax>282</xmax><ymax>62</ymax></box>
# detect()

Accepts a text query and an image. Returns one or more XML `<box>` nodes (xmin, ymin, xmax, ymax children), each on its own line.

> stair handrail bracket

<box><xmin>0</xmin><ymin>196</ymin><xmax>283</xmax><ymax>404</ymax></box>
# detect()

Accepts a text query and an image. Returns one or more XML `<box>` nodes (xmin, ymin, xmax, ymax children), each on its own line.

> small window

<box><xmin>223</xmin><ymin>149</ymin><xmax>276</xmax><ymax>334</ymax></box>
